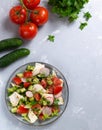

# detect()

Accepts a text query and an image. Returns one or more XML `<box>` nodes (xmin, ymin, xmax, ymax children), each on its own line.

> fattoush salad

<box><xmin>7</xmin><ymin>63</ymin><xmax>64</xmax><ymax>123</ymax></box>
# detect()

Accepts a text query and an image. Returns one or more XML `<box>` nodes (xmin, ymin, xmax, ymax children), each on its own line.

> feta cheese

<box><xmin>33</xmin><ymin>63</ymin><xmax>45</xmax><ymax>76</ymax></box>
<box><xmin>28</xmin><ymin>109</ymin><xmax>38</xmax><ymax>123</ymax></box>
<box><xmin>9</xmin><ymin>92</ymin><xmax>23</xmax><ymax>107</ymax></box>
<box><xmin>33</xmin><ymin>84</ymin><xmax>46</xmax><ymax>93</ymax></box>
<box><xmin>39</xmin><ymin>67</ymin><xmax>50</xmax><ymax>76</ymax></box>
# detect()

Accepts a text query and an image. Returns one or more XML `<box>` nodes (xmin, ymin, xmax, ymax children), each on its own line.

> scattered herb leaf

<box><xmin>84</xmin><ymin>12</ymin><xmax>92</xmax><ymax>21</ymax></box>
<box><xmin>79</xmin><ymin>22</ymin><xmax>88</xmax><ymax>30</ymax></box>
<box><xmin>47</xmin><ymin>35</ymin><xmax>55</xmax><ymax>42</ymax></box>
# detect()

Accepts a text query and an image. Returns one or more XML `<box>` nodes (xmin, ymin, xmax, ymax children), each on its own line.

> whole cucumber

<box><xmin>0</xmin><ymin>38</ymin><xmax>23</xmax><ymax>52</ymax></box>
<box><xmin>0</xmin><ymin>48</ymin><xmax>30</xmax><ymax>67</ymax></box>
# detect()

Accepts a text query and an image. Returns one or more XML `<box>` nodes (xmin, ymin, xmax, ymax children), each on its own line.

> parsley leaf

<box><xmin>84</xmin><ymin>12</ymin><xmax>92</xmax><ymax>21</ymax></box>
<box><xmin>79</xmin><ymin>22</ymin><xmax>88</xmax><ymax>30</ymax></box>
<box><xmin>47</xmin><ymin>35</ymin><xmax>55</xmax><ymax>42</ymax></box>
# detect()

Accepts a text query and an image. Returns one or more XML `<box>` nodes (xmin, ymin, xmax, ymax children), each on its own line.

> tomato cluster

<box><xmin>9</xmin><ymin>0</ymin><xmax>48</xmax><ymax>40</ymax></box>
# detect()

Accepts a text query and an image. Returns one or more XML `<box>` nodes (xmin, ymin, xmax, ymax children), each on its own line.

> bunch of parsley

<box><xmin>48</xmin><ymin>0</ymin><xmax>89</xmax><ymax>22</ymax></box>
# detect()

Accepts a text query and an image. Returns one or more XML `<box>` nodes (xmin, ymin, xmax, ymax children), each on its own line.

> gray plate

<box><xmin>5</xmin><ymin>62</ymin><xmax>69</xmax><ymax>126</ymax></box>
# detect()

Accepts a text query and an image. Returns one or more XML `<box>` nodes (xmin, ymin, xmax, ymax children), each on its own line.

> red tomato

<box><xmin>17</xmin><ymin>105</ymin><xmax>29</xmax><ymax>114</ymax></box>
<box><xmin>9</xmin><ymin>5</ymin><xmax>27</xmax><ymax>24</ymax></box>
<box><xmin>32</xmin><ymin>104</ymin><xmax>41</xmax><ymax>109</ymax></box>
<box><xmin>12</xmin><ymin>77</ymin><xmax>22</xmax><ymax>85</ymax></box>
<box><xmin>47</xmin><ymin>86</ymin><xmax>54</xmax><ymax>94</ymax></box>
<box><xmin>34</xmin><ymin>93</ymin><xmax>41</xmax><ymax>101</ymax></box>
<box><xmin>41</xmin><ymin>79</ymin><xmax>47</xmax><ymax>88</ymax></box>
<box><xmin>19</xmin><ymin>22</ymin><xmax>38</xmax><ymax>40</ymax></box>
<box><xmin>30</xmin><ymin>6</ymin><xmax>48</xmax><ymax>26</ymax></box>
<box><xmin>23</xmin><ymin>0</ymin><xmax>40</xmax><ymax>10</ymax></box>
<box><xmin>23</xmin><ymin>71</ymin><xmax>33</xmax><ymax>78</ymax></box>
<box><xmin>53</xmin><ymin>85</ymin><xmax>62</xmax><ymax>95</ymax></box>
<box><xmin>52</xmin><ymin>77</ymin><xmax>62</xmax><ymax>86</ymax></box>
<box><xmin>39</xmin><ymin>113</ymin><xmax>44</xmax><ymax>120</ymax></box>
<box><xmin>23</xmin><ymin>82</ymin><xmax>31</xmax><ymax>88</ymax></box>
<box><xmin>51</xmin><ymin>106</ymin><xmax>60</xmax><ymax>113</ymax></box>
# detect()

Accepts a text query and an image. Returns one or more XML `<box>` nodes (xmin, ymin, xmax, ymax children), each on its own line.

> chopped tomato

<box><xmin>52</xmin><ymin>77</ymin><xmax>62</xmax><ymax>86</ymax></box>
<box><xmin>12</xmin><ymin>76</ymin><xmax>22</xmax><ymax>85</ymax></box>
<box><xmin>32</xmin><ymin>104</ymin><xmax>41</xmax><ymax>109</ymax></box>
<box><xmin>39</xmin><ymin>113</ymin><xmax>44</xmax><ymax>120</ymax></box>
<box><xmin>53</xmin><ymin>85</ymin><xmax>62</xmax><ymax>95</ymax></box>
<box><xmin>47</xmin><ymin>86</ymin><xmax>54</xmax><ymax>94</ymax></box>
<box><xmin>51</xmin><ymin>106</ymin><xmax>60</xmax><ymax>113</ymax></box>
<box><xmin>34</xmin><ymin>93</ymin><xmax>41</xmax><ymax>101</ymax></box>
<box><xmin>41</xmin><ymin>79</ymin><xmax>47</xmax><ymax>88</ymax></box>
<box><xmin>23</xmin><ymin>71</ymin><xmax>33</xmax><ymax>78</ymax></box>
<box><xmin>32</xmin><ymin>104</ymin><xmax>41</xmax><ymax>115</ymax></box>
<box><xmin>17</xmin><ymin>105</ymin><xmax>29</xmax><ymax>114</ymax></box>
<box><xmin>23</xmin><ymin>82</ymin><xmax>31</xmax><ymax>88</ymax></box>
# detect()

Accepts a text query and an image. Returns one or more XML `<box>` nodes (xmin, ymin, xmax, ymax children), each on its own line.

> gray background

<box><xmin>0</xmin><ymin>0</ymin><xmax>102</xmax><ymax>130</ymax></box>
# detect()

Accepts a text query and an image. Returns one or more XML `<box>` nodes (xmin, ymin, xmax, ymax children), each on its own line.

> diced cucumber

<box><xmin>26</xmin><ymin>78</ymin><xmax>32</xmax><ymax>82</ymax></box>
<box><xmin>28</xmin><ymin>85</ymin><xmax>33</xmax><ymax>91</ymax></box>
<box><xmin>47</xmin><ymin>79</ymin><xmax>53</xmax><ymax>85</ymax></box>
<box><xmin>21</xmin><ymin>113</ymin><xmax>27</xmax><ymax>117</ymax></box>
<box><xmin>23</xmin><ymin>116</ymin><xmax>30</xmax><ymax>122</ymax></box>
<box><xmin>32</xmin><ymin>77</ymin><xmax>39</xmax><ymax>84</ymax></box>
<box><xmin>37</xmin><ymin>74</ymin><xmax>46</xmax><ymax>78</ymax></box>
<box><xmin>16</xmin><ymin>73</ymin><xmax>23</xmax><ymax>78</ymax></box>
<box><xmin>11</xmin><ymin>107</ymin><xmax>17</xmax><ymax>113</ymax></box>
<box><xmin>7</xmin><ymin>86</ymin><xmax>18</xmax><ymax>93</ymax></box>
<box><xmin>29</xmin><ymin>97</ymin><xmax>34</xmax><ymax>101</ymax></box>
<box><xmin>25</xmin><ymin>104</ymin><xmax>32</xmax><ymax>109</ymax></box>
<box><xmin>20</xmin><ymin>88</ymin><xmax>26</xmax><ymax>93</ymax></box>
<box><xmin>26</xmin><ymin>65</ymin><xmax>34</xmax><ymax>71</ymax></box>
<box><xmin>16</xmin><ymin>89</ymin><xmax>21</xmax><ymax>93</ymax></box>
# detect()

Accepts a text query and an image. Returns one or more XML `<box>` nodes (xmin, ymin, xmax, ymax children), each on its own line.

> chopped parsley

<box><xmin>84</xmin><ymin>12</ymin><xmax>92</xmax><ymax>21</ymax></box>
<box><xmin>48</xmin><ymin>0</ymin><xmax>89</xmax><ymax>22</ymax></box>
<box><xmin>48</xmin><ymin>0</ymin><xmax>92</xmax><ymax>30</ymax></box>
<box><xmin>47</xmin><ymin>35</ymin><xmax>55</xmax><ymax>42</ymax></box>
<box><xmin>79</xmin><ymin>22</ymin><xmax>88</xmax><ymax>30</ymax></box>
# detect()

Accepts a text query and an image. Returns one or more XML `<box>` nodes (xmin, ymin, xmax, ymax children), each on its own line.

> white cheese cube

<box><xmin>33</xmin><ymin>63</ymin><xmax>45</xmax><ymax>76</ymax></box>
<box><xmin>28</xmin><ymin>109</ymin><xmax>38</xmax><ymax>123</ymax></box>
<box><xmin>9</xmin><ymin>92</ymin><xmax>23</xmax><ymax>107</ymax></box>
<box><xmin>33</xmin><ymin>84</ymin><xmax>46</xmax><ymax>93</ymax></box>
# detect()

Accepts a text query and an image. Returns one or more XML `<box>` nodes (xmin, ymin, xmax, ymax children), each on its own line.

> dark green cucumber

<box><xmin>0</xmin><ymin>38</ymin><xmax>23</xmax><ymax>52</ymax></box>
<box><xmin>0</xmin><ymin>48</ymin><xmax>30</xmax><ymax>67</ymax></box>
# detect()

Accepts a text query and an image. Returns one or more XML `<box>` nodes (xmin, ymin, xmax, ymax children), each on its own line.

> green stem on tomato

<box><xmin>19</xmin><ymin>0</ymin><xmax>29</xmax><ymax>23</ymax></box>
<box><xmin>19</xmin><ymin>0</ymin><xmax>27</xmax><ymax>10</ymax></box>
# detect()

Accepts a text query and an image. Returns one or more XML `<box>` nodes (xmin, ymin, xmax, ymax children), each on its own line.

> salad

<box><xmin>7</xmin><ymin>63</ymin><xmax>64</xmax><ymax>124</ymax></box>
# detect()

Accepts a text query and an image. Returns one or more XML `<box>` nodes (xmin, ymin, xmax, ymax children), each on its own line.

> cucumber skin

<box><xmin>0</xmin><ymin>38</ymin><xmax>23</xmax><ymax>52</ymax></box>
<box><xmin>0</xmin><ymin>48</ymin><xmax>30</xmax><ymax>67</ymax></box>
